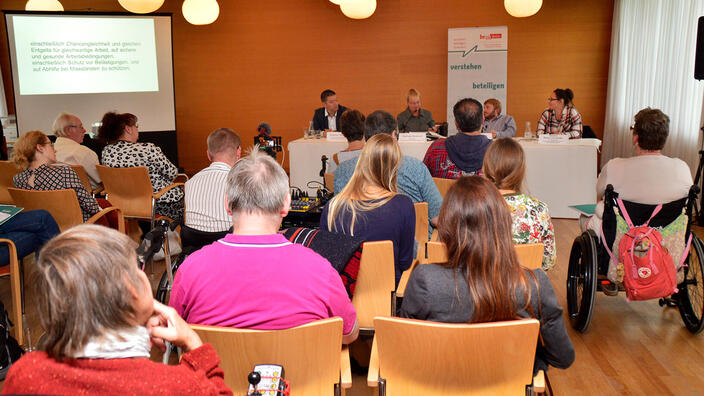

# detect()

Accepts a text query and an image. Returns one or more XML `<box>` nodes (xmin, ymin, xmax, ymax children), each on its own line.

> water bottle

<box><xmin>524</xmin><ymin>121</ymin><xmax>533</xmax><ymax>139</ymax></box>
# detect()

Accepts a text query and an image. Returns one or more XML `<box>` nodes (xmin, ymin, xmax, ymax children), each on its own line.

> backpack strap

<box><xmin>616</xmin><ymin>198</ymin><xmax>662</xmax><ymax>228</ymax></box>
<box><xmin>679</xmin><ymin>232</ymin><xmax>694</xmax><ymax>268</ymax></box>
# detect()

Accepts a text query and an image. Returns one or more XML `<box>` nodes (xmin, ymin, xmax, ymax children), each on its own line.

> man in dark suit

<box><xmin>312</xmin><ymin>89</ymin><xmax>348</xmax><ymax>131</ymax></box>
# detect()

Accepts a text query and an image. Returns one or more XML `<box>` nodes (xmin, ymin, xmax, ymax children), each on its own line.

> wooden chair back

<box><xmin>97</xmin><ymin>165</ymin><xmax>153</xmax><ymax>219</ymax></box>
<box><xmin>373</xmin><ymin>317</ymin><xmax>539</xmax><ymax>395</ymax></box>
<box><xmin>0</xmin><ymin>161</ymin><xmax>20</xmax><ymax>204</ymax></box>
<box><xmin>69</xmin><ymin>165</ymin><xmax>94</xmax><ymax>194</ymax></box>
<box><xmin>191</xmin><ymin>318</ymin><xmax>344</xmax><ymax>394</ymax></box>
<box><xmin>425</xmin><ymin>241</ymin><xmax>544</xmax><ymax>270</ymax></box>
<box><xmin>324</xmin><ymin>172</ymin><xmax>335</xmax><ymax>192</ymax></box>
<box><xmin>433</xmin><ymin>177</ymin><xmax>457</xmax><ymax>198</ymax></box>
<box><xmin>352</xmin><ymin>241</ymin><xmax>395</xmax><ymax>329</ymax></box>
<box><xmin>8</xmin><ymin>188</ymin><xmax>83</xmax><ymax>232</ymax></box>
<box><xmin>413</xmin><ymin>202</ymin><xmax>429</xmax><ymax>245</ymax></box>
<box><xmin>0</xmin><ymin>239</ymin><xmax>23</xmax><ymax>346</ymax></box>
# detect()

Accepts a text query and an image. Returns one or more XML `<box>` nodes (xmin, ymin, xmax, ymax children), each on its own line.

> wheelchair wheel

<box><xmin>677</xmin><ymin>236</ymin><xmax>704</xmax><ymax>334</ymax></box>
<box><xmin>566</xmin><ymin>230</ymin><xmax>598</xmax><ymax>333</ymax></box>
<box><xmin>155</xmin><ymin>252</ymin><xmax>187</xmax><ymax>304</ymax></box>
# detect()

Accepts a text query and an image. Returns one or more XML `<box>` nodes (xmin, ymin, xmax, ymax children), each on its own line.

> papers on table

<box><xmin>398</xmin><ymin>132</ymin><xmax>427</xmax><ymax>142</ymax></box>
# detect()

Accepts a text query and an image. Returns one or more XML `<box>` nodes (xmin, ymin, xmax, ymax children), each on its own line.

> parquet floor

<box><xmin>3</xmin><ymin>219</ymin><xmax>704</xmax><ymax>394</ymax></box>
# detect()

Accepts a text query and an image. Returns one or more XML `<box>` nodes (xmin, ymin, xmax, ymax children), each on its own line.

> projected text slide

<box><xmin>13</xmin><ymin>16</ymin><xmax>159</xmax><ymax>95</ymax></box>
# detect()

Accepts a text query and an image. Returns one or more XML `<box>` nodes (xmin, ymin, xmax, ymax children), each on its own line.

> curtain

<box><xmin>602</xmin><ymin>0</ymin><xmax>704</xmax><ymax>175</ymax></box>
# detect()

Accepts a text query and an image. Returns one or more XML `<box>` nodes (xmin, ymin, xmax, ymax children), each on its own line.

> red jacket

<box><xmin>1</xmin><ymin>344</ymin><xmax>232</xmax><ymax>395</ymax></box>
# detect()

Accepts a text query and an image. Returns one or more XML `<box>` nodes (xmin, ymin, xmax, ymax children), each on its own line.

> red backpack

<box><xmin>603</xmin><ymin>199</ymin><xmax>687</xmax><ymax>301</ymax></box>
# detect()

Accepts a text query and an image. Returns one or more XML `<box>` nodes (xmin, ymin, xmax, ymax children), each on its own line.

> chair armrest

<box><xmin>533</xmin><ymin>370</ymin><xmax>545</xmax><ymax>393</ymax></box>
<box><xmin>174</xmin><ymin>173</ymin><xmax>189</xmax><ymax>183</ymax></box>
<box><xmin>430</xmin><ymin>228</ymin><xmax>439</xmax><ymax>241</ymax></box>
<box><xmin>154</xmin><ymin>182</ymin><xmax>185</xmax><ymax>199</ymax></box>
<box><xmin>86</xmin><ymin>206</ymin><xmax>125</xmax><ymax>234</ymax></box>
<box><xmin>340</xmin><ymin>345</ymin><xmax>352</xmax><ymax>389</ymax></box>
<box><xmin>396</xmin><ymin>259</ymin><xmax>419</xmax><ymax>298</ymax></box>
<box><xmin>92</xmin><ymin>185</ymin><xmax>104</xmax><ymax>195</ymax></box>
<box><xmin>367</xmin><ymin>336</ymin><xmax>379</xmax><ymax>387</ymax></box>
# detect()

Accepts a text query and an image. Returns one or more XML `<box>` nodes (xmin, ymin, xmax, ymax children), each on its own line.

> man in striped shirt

<box><xmin>184</xmin><ymin>128</ymin><xmax>241</xmax><ymax>233</ymax></box>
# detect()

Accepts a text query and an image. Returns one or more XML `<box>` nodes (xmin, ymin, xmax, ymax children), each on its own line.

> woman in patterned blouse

<box><xmin>536</xmin><ymin>88</ymin><xmax>582</xmax><ymax>139</ymax></box>
<box><xmin>482</xmin><ymin>138</ymin><xmax>556</xmax><ymax>270</ymax></box>
<box><xmin>12</xmin><ymin>131</ymin><xmax>101</xmax><ymax>222</ymax></box>
<box><xmin>98</xmin><ymin>112</ymin><xmax>184</xmax><ymax>222</ymax></box>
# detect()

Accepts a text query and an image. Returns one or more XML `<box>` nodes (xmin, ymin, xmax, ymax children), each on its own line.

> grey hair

<box><xmin>207</xmin><ymin>128</ymin><xmax>241</xmax><ymax>159</ymax></box>
<box><xmin>364</xmin><ymin>110</ymin><xmax>397</xmax><ymax>140</ymax></box>
<box><xmin>52</xmin><ymin>112</ymin><xmax>75</xmax><ymax>137</ymax></box>
<box><xmin>226</xmin><ymin>150</ymin><xmax>289</xmax><ymax>221</ymax></box>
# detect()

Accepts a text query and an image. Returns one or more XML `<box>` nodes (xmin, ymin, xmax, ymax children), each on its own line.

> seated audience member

<box><xmin>483</xmin><ymin>138</ymin><xmax>556</xmax><ymax>270</ymax></box>
<box><xmin>170</xmin><ymin>151</ymin><xmax>359</xmax><ymax>344</ymax></box>
<box><xmin>423</xmin><ymin>98</ymin><xmax>490</xmax><ymax>178</ymax></box>
<box><xmin>0</xmin><ymin>210</ymin><xmax>59</xmax><ymax>266</ymax></box>
<box><xmin>12</xmin><ymin>131</ymin><xmax>101</xmax><ymax>222</ymax></box>
<box><xmin>185</xmin><ymin>128</ymin><xmax>241</xmax><ymax>234</ymax></box>
<box><xmin>99</xmin><ymin>111</ymin><xmax>184</xmax><ymax>222</ymax></box>
<box><xmin>397</xmin><ymin>89</ymin><xmax>437</xmax><ymax>133</ymax></box>
<box><xmin>52</xmin><ymin>112</ymin><xmax>102</xmax><ymax>189</ymax></box>
<box><xmin>322</xmin><ymin>134</ymin><xmax>415</xmax><ymax>287</ymax></box>
<box><xmin>584</xmin><ymin>108</ymin><xmax>692</xmax><ymax>233</ymax></box>
<box><xmin>481</xmin><ymin>98</ymin><xmax>517</xmax><ymax>138</ymax></box>
<box><xmin>400</xmin><ymin>177</ymin><xmax>574</xmax><ymax>374</ymax></box>
<box><xmin>328</xmin><ymin>109</ymin><xmax>366</xmax><ymax>174</ymax></box>
<box><xmin>334</xmin><ymin>110</ymin><xmax>441</xmax><ymax>228</ymax></box>
<box><xmin>536</xmin><ymin>88</ymin><xmax>582</xmax><ymax>138</ymax></box>
<box><xmin>313</xmin><ymin>89</ymin><xmax>348</xmax><ymax>132</ymax></box>
<box><xmin>2</xmin><ymin>225</ymin><xmax>231</xmax><ymax>395</ymax></box>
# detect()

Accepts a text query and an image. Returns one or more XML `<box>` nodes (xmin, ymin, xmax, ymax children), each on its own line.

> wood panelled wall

<box><xmin>1</xmin><ymin>0</ymin><xmax>614</xmax><ymax>174</ymax></box>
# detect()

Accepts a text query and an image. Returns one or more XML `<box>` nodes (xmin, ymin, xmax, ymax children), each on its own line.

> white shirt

<box><xmin>326</xmin><ymin>109</ymin><xmax>338</xmax><ymax>131</ymax></box>
<box><xmin>53</xmin><ymin>136</ymin><xmax>101</xmax><ymax>188</ymax></box>
<box><xmin>184</xmin><ymin>161</ymin><xmax>232</xmax><ymax>232</ymax></box>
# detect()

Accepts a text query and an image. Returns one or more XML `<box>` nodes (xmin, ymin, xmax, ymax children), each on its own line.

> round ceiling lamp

<box><xmin>504</xmin><ymin>0</ymin><xmax>542</xmax><ymax>18</ymax></box>
<box><xmin>340</xmin><ymin>0</ymin><xmax>376</xmax><ymax>20</ymax></box>
<box><xmin>182</xmin><ymin>0</ymin><xmax>220</xmax><ymax>25</ymax></box>
<box><xmin>118</xmin><ymin>0</ymin><xmax>165</xmax><ymax>14</ymax></box>
<box><xmin>25</xmin><ymin>0</ymin><xmax>64</xmax><ymax>11</ymax></box>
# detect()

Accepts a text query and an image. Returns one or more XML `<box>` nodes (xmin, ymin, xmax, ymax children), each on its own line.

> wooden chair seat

<box><xmin>368</xmin><ymin>317</ymin><xmax>544</xmax><ymax>395</ymax></box>
<box><xmin>191</xmin><ymin>317</ymin><xmax>351</xmax><ymax>394</ymax></box>
<box><xmin>8</xmin><ymin>188</ymin><xmax>124</xmax><ymax>233</ymax></box>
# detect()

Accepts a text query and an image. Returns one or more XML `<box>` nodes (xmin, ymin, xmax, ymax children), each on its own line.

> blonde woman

<box><xmin>320</xmin><ymin>133</ymin><xmax>415</xmax><ymax>287</ymax></box>
<box><xmin>482</xmin><ymin>137</ymin><xmax>556</xmax><ymax>270</ymax></box>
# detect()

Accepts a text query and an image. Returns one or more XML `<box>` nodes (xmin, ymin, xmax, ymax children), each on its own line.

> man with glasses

<box><xmin>52</xmin><ymin>112</ymin><xmax>101</xmax><ymax>189</ymax></box>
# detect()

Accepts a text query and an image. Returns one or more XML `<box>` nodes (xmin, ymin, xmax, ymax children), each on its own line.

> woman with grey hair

<box><xmin>2</xmin><ymin>225</ymin><xmax>232</xmax><ymax>395</ymax></box>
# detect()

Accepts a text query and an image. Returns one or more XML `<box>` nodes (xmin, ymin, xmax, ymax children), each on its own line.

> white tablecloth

<box><xmin>287</xmin><ymin>137</ymin><xmax>600</xmax><ymax>218</ymax></box>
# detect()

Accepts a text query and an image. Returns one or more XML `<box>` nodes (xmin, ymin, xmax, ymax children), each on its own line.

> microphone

<box><xmin>319</xmin><ymin>155</ymin><xmax>328</xmax><ymax>177</ymax></box>
<box><xmin>257</xmin><ymin>122</ymin><xmax>272</xmax><ymax>136</ymax></box>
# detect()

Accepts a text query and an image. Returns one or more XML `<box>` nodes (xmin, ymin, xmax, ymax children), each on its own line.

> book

<box><xmin>569</xmin><ymin>204</ymin><xmax>596</xmax><ymax>216</ymax></box>
<box><xmin>0</xmin><ymin>205</ymin><xmax>23</xmax><ymax>227</ymax></box>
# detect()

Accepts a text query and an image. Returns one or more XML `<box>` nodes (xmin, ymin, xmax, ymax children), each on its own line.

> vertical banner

<box><xmin>447</xmin><ymin>26</ymin><xmax>508</xmax><ymax>135</ymax></box>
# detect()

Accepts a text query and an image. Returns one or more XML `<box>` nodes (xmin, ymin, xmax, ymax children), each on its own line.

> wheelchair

<box><xmin>567</xmin><ymin>184</ymin><xmax>704</xmax><ymax>334</ymax></box>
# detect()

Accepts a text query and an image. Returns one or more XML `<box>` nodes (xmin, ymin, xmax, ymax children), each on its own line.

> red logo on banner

<box><xmin>479</xmin><ymin>33</ymin><xmax>503</xmax><ymax>40</ymax></box>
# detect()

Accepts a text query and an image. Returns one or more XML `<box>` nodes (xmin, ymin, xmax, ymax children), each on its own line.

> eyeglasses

<box><xmin>547</xmin><ymin>97</ymin><xmax>559</xmax><ymax>102</ymax></box>
<box><xmin>43</xmin><ymin>141</ymin><xmax>54</xmax><ymax>148</ymax></box>
<box><xmin>68</xmin><ymin>124</ymin><xmax>83</xmax><ymax>129</ymax></box>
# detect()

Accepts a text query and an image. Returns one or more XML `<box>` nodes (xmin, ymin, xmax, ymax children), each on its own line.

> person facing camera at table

<box><xmin>170</xmin><ymin>150</ymin><xmax>359</xmax><ymax>344</ymax></box>
<box><xmin>397</xmin><ymin>88</ymin><xmax>438</xmax><ymax>133</ymax></box>
<box><xmin>334</xmin><ymin>110</ymin><xmax>441</xmax><ymax>228</ymax></box>
<box><xmin>582</xmin><ymin>107</ymin><xmax>692</xmax><ymax>233</ymax></box>
<box><xmin>481</xmin><ymin>98</ymin><xmax>517</xmax><ymax>138</ymax></box>
<box><xmin>536</xmin><ymin>88</ymin><xmax>582</xmax><ymax>139</ymax></box>
<box><xmin>1</xmin><ymin>225</ymin><xmax>232</xmax><ymax>395</ymax></box>
<box><xmin>312</xmin><ymin>89</ymin><xmax>348</xmax><ymax>132</ymax></box>
<box><xmin>423</xmin><ymin>98</ymin><xmax>491</xmax><ymax>179</ymax></box>
<box><xmin>400</xmin><ymin>176</ymin><xmax>574</xmax><ymax>375</ymax></box>
<box><xmin>483</xmin><ymin>137</ymin><xmax>556</xmax><ymax>270</ymax></box>
<box><xmin>322</xmin><ymin>133</ymin><xmax>416</xmax><ymax>288</ymax></box>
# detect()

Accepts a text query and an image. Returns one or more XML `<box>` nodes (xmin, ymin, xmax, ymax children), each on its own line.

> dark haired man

<box><xmin>423</xmin><ymin>98</ymin><xmax>491</xmax><ymax>179</ymax></box>
<box><xmin>312</xmin><ymin>89</ymin><xmax>348</xmax><ymax>132</ymax></box>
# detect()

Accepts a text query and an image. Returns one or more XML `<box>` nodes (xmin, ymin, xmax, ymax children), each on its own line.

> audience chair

<box><xmin>352</xmin><ymin>241</ymin><xmax>396</xmax><ymax>332</ymax></box>
<box><xmin>69</xmin><ymin>165</ymin><xmax>102</xmax><ymax>196</ymax></box>
<box><xmin>324</xmin><ymin>172</ymin><xmax>335</xmax><ymax>192</ymax></box>
<box><xmin>191</xmin><ymin>317</ymin><xmax>351</xmax><ymax>395</ymax></box>
<box><xmin>396</xmin><ymin>203</ymin><xmax>429</xmax><ymax>298</ymax></box>
<box><xmin>0</xmin><ymin>239</ymin><xmax>24</xmax><ymax>346</ymax></box>
<box><xmin>425</xmin><ymin>241</ymin><xmax>544</xmax><ymax>270</ymax></box>
<box><xmin>368</xmin><ymin>317</ymin><xmax>544</xmax><ymax>395</ymax></box>
<box><xmin>0</xmin><ymin>161</ymin><xmax>20</xmax><ymax>205</ymax></box>
<box><xmin>8</xmin><ymin>188</ymin><xmax>124</xmax><ymax>233</ymax></box>
<box><xmin>432</xmin><ymin>177</ymin><xmax>456</xmax><ymax>199</ymax></box>
<box><xmin>96</xmin><ymin>165</ymin><xmax>183</xmax><ymax>229</ymax></box>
